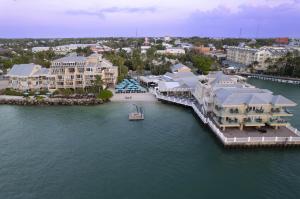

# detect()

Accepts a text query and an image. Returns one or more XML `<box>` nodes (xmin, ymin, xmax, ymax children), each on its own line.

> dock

<box><xmin>129</xmin><ymin>112</ymin><xmax>144</xmax><ymax>121</ymax></box>
<box><xmin>129</xmin><ymin>104</ymin><xmax>144</xmax><ymax>121</ymax></box>
<box><xmin>239</xmin><ymin>73</ymin><xmax>300</xmax><ymax>85</ymax></box>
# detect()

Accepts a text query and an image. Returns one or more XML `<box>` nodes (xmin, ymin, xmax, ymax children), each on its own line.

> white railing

<box><xmin>286</xmin><ymin>124</ymin><xmax>300</xmax><ymax>136</ymax></box>
<box><xmin>225</xmin><ymin>136</ymin><xmax>300</xmax><ymax>144</ymax></box>
<box><xmin>207</xmin><ymin>119</ymin><xmax>227</xmax><ymax>144</ymax></box>
<box><xmin>192</xmin><ymin>103</ymin><xmax>207</xmax><ymax>124</ymax></box>
<box><xmin>156</xmin><ymin>94</ymin><xmax>193</xmax><ymax>107</ymax></box>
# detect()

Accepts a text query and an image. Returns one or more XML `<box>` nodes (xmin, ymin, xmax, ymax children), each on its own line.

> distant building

<box><xmin>226</xmin><ymin>46</ymin><xmax>289</xmax><ymax>71</ymax></box>
<box><xmin>32</xmin><ymin>47</ymin><xmax>50</xmax><ymax>53</ymax></box>
<box><xmin>170</xmin><ymin>63</ymin><xmax>191</xmax><ymax>73</ymax></box>
<box><xmin>144</xmin><ymin>37</ymin><xmax>150</xmax><ymax>45</ymax></box>
<box><xmin>289</xmin><ymin>38</ymin><xmax>300</xmax><ymax>47</ymax></box>
<box><xmin>91</xmin><ymin>45</ymin><xmax>113</xmax><ymax>53</ymax></box>
<box><xmin>164</xmin><ymin>36</ymin><xmax>172</xmax><ymax>42</ymax></box>
<box><xmin>193</xmin><ymin>45</ymin><xmax>211</xmax><ymax>54</ymax></box>
<box><xmin>157</xmin><ymin>47</ymin><xmax>185</xmax><ymax>55</ymax></box>
<box><xmin>141</xmin><ymin>46</ymin><xmax>151</xmax><ymax>54</ymax></box>
<box><xmin>275</xmin><ymin>38</ymin><xmax>289</xmax><ymax>45</ymax></box>
<box><xmin>32</xmin><ymin>44</ymin><xmax>96</xmax><ymax>55</ymax></box>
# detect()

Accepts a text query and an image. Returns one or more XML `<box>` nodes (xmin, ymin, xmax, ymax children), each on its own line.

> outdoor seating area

<box><xmin>115</xmin><ymin>79</ymin><xmax>147</xmax><ymax>93</ymax></box>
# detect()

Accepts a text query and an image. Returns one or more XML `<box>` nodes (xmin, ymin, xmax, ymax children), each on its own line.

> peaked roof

<box><xmin>214</xmin><ymin>87</ymin><xmax>296</xmax><ymax>107</ymax></box>
<box><xmin>32</xmin><ymin>68</ymin><xmax>49</xmax><ymax>76</ymax></box>
<box><xmin>271</xmin><ymin>95</ymin><xmax>296</xmax><ymax>106</ymax></box>
<box><xmin>53</xmin><ymin>55</ymin><xmax>87</xmax><ymax>63</ymax></box>
<box><xmin>171</xmin><ymin>63</ymin><xmax>189</xmax><ymax>72</ymax></box>
<box><xmin>7</xmin><ymin>64</ymin><xmax>37</xmax><ymax>76</ymax></box>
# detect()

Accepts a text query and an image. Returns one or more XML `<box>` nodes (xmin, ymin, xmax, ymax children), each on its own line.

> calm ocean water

<box><xmin>0</xmin><ymin>79</ymin><xmax>300</xmax><ymax>199</ymax></box>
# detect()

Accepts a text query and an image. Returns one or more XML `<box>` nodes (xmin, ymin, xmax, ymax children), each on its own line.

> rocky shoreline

<box><xmin>0</xmin><ymin>95</ymin><xmax>104</xmax><ymax>106</ymax></box>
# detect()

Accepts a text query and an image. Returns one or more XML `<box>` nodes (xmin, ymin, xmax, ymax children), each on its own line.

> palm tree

<box><xmin>94</xmin><ymin>75</ymin><xmax>103</xmax><ymax>94</ymax></box>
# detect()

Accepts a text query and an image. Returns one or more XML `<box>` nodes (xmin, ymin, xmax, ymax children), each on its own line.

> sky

<box><xmin>0</xmin><ymin>0</ymin><xmax>299</xmax><ymax>38</ymax></box>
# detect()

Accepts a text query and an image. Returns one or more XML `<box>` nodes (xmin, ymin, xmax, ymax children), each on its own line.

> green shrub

<box><xmin>53</xmin><ymin>88</ymin><xmax>75</xmax><ymax>96</ymax></box>
<box><xmin>2</xmin><ymin>88</ymin><xmax>23</xmax><ymax>96</ymax></box>
<box><xmin>97</xmin><ymin>89</ymin><xmax>113</xmax><ymax>101</ymax></box>
<box><xmin>35</xmin><ymin>95</ymin><xmax>45</xmax><ymax>101</ymax></box>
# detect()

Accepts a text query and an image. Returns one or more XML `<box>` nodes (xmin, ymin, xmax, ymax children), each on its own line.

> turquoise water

<box><xmin>0</xmin><ymin>79</ymin><xmax>300</xmax><ymax>199</ymax></box>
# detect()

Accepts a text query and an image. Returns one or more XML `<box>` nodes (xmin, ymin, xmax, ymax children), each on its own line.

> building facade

<box><xmin>6</xmin><ymin>63</ymin><xmax>55</xmax><ymax>91</ymax></box>
<box><xmin>226</xmin><ymin>46</ymin><xmax>289</xmax><ymax>71</ymax></box>
<box><xmin>6</xmin><ymin>54</ymin><xmax>118</xmax><ymax>91</ymax></box>
<box><xmin>50</xmin><ymin>54</ymin><xmax>118</xmax><ymax>89</ymax></box>
<box><xmin>194</xmin><ymin>72</ymin><xmax>296</xmax><ymax>130</ymax></box>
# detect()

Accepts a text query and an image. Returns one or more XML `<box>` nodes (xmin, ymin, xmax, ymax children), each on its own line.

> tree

<box><xmin>97</xmin><ymin>89</ymin><xmax>113</xmax><ymax>101</ymax></box>
<box><xmin>88</xmin><ymin>75</ymin><xmax>103</xmax><ymax>94</ymax></box>
<box><xmin>191</xmin><ymin>55</ymin><xmax>212</xmax><ymax>74</ymax></box>
<box><xmin>132</xmin><ymin>49</ymin><xmax>144</xmax><ymax>74</ymax></box>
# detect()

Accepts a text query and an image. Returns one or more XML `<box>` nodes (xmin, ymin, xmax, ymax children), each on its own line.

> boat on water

<box><xmin>129</xmin><ymin>104</ymin><xmax>144</xmax><ymax>121</ymax></box>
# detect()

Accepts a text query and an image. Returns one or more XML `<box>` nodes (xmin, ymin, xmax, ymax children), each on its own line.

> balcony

<box><xmin>245</xmin><ymin>108</ymin><xmax>266</xmax><ymax>115</ymax></box>
<box><xmin>267</xmin><ymin>118</ymin><xmax>289</xmax><ymax>126</ymax></box>
<box><xmin>214</xmin><ymin>106</ymin><xmax>242</xmax><ymax>117</ymax></box>
<box><xmin>243</xmin><ymin>118</ymin><xmax>265</xmax><ymax>127</ymax></box>
<box><xmin>271</xmin><ymin>108</ymin><xmax>293</xmax><ymax>116</ymax></box>
<box><xmin>213</xmin><ymin>117</ymin><xmax>240</xmax><ymax>127</ymax></box>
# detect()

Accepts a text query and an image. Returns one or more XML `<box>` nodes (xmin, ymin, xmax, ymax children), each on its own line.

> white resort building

<box><xmin>194</xmin><ymin>72</ymin><xmax>296</xmax><ymax>131</ymax></box>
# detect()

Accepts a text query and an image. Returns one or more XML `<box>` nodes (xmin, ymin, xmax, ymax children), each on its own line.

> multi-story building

<box><xmin>6</xmin><ymin>54</ymin><xmax>118</xmax><ymax>92</ymax></box>
<box><xmin>50</xmin><ymin>54</ymin><xmax>118</xmax><ymax>89</ymax></box>
<box><xmin>6</xmin><ymin>63</ymin><xmax>55</xmax><ymax>91</ymax></box>
<box><xmin>226</xmin><ymin>46</ymin><xmax>289</xmax><ymax>71</ymax></box>
<box><xmin>194</xmin><ymin>72</ymin><xmax>296</xmax><ymax>131</ymax></box>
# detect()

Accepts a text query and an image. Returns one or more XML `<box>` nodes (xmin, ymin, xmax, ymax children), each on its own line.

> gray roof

<box><xmin>171</xmin><ymin>63</ymin><xmax>189</xmax><ymax>72</ymax></box>
<box><xmin>7</xmin><ymin>63</ymin><xmax>36</xmax><ymax>76</ymax></box>
<box><xmin>271</xmin><ymin>95</ymin><xmax>296</xmax><ymax>106</ymax></box>
<box><xmin>214</xmin><ymin>87</ymin><xmax>296</xmax><ymax>107</ymax></box>
<box><xmin>163</xmin><ymin>72</ymin><xmax>199</xmax><ymax>89</ymax></box>
<box><xmin>32</xmin><ymin>68</ymin><xmax>49</xmax><ymax>76</ymax></box>
<box><xmin>158</xmin><ymin>81</ymin><xmax>191</xmax><ymax>91</ymax></box>
<box><xmin>53</xmin><ymin>55</ymin><xmax>87</xmax><ymax>63</ymax></box>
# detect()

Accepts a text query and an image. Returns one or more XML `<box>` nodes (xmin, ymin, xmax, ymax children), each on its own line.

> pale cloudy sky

<box><xmin>0</xmin><ymin>0</ymin><xmax>299</xmax><ymax>38</ymax></box>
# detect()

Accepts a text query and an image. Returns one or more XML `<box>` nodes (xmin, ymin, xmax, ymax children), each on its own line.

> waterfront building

<box><xmin>156</xmin><ymin>72</ymin><xmax>199</xmax><ymax>97</ymax></box>
<box><xmin>50</xmin><ymin>54</ymin><xmax>118</xmax><ymax>89</ymax></box>
<box><xmin>194</xmin><ymin>71</ymin><xmax>296</xmax><ymax>130</ymax></box>
<box><xmin>226</xmin><ymin>46</ymin><xmax>289</xmax><ymax>71</ymax></box>
<box><xmin>6</xmin><ymin>63</ymin><xmax>55</xmax><ymax>91</ymax></box>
